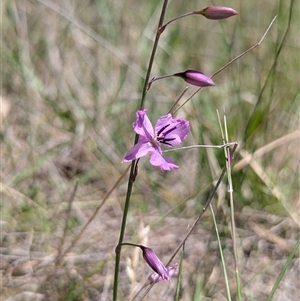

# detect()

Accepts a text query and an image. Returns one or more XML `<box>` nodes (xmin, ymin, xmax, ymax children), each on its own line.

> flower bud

<box><xmin>173</xmin><ymin>70</ymin><xmax>215</xmax><ymax>87</ymax></box>
<box><xmin>199</xmin><ymin>6</ymin><xmax>238</xmax><ymax>20</ymax></box>
<box><xmin>141</xmin><ymin>247</ymin><xmax>170</xmax><ymax>281</ymax></box>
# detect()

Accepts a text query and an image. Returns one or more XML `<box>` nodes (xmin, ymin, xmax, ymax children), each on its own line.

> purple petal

<box><xmin>122</xmin><ymin>141</ymin><xmax>154</xmax><ymax>162</ymax></box>
<box><xmin>174</xmin><ymin>70</ymin><xmax>215</xmax><ymax>87</ymax></box>
<box><xmin>133</xmin><ymin>109</ymin><xmax>154</xmax><ymax>140</ymax></box>
<box><xmin>123</xmin><ymin>110</ymin><xmax>189</xmax><ymax>170</ymax></box>
<box><xmin>150</xmin><ymin>148</ymin><xmax>178</xmax><ymax>171</ymax></box>
<box><xmin>155</xmin><ymin>117</ymin><xmax>190</xmax><ymax>147</ymax></box>
<box><xmin>155</xmin><ymin>113</ymin><xmax>173</xmax><ymax>134</ymax></box>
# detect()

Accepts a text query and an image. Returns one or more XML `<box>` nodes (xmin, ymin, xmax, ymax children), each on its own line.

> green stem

<box><xmin>112</xmin><ymin>1</ymin><xmax>169</xmax><ymax>300</ymax></box>
<box><xmin>139</xmin><ymin>0</ymin><xmax>169</xmax><ymax>111</ymax></box>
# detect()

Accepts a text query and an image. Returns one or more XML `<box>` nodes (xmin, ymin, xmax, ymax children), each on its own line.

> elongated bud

<box><xmin>198</xmin><ymin>6</ymin><xmax>238</xmax><ymax>20</ymax></box>
<box><xmin>173</xmin><ymin>70</ymin><xmax>215</xmax><ymax>87</ymax></box>
<box><xmin>141</xmin><ymin>247</ymin><xmax>170</xmax><ymax>281</ymax></box>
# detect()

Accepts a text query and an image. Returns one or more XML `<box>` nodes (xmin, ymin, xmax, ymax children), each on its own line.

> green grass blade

<box><xmin>266</xmin><ymin>237</ymin><xmax>300</xmax><ymax>301</ymax></box>
<box><xmin>210</xmin><ymin>204</ymin><xmax>232</xmax><ymax>301</ymax></box>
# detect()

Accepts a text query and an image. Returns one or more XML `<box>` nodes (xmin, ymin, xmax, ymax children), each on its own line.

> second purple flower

<box><xmin>122</xmin><ymin>109</ymin><xmax>190</xmax><ymax>171</ymax></box>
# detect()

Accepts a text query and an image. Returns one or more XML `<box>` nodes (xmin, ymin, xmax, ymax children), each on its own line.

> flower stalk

<box><xmin>112</xmin><ymin>1</ymin><xmax>170</xmax><ymax>300</ymax></box>
<box><xmin>158</xmin><ymin>6</ymin><xmax>237</xmax><ymax>33</ymax></box>
<box><xmin>147</xmin><ymin>70</ymin><xmax>215</xmax><ymax>90</ymax></box>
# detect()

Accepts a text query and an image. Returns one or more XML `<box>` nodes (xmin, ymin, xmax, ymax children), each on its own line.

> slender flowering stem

<box><xmin>158</xmin><ymin>11</ymin><xmax>195</xmax><ymax>33</ymax></box>
<box><xmin>139</xmin><ymin>2</ymin><xmax>169</xmax><ymax>110</ymax></box>
<box><xmin>113</xmin><ymin>1</ymin><xmax>169</xmax><ymax>300</ymax></box>
<box><xmin>158</xmin><ymin>7</ymin><xmax>237</xmax><ymax>33</ymax></box>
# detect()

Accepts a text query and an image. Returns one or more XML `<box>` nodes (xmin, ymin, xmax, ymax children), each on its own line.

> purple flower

<box><xmin>145</xmin><ymin>263</ymin><xmax>179</xmax><ymax>285</ymax></box>
<box><xmin>122</xmin><ymin>109</ymin><xmax>190</xmax><ymax>171</ymax></box>
<box><xmin>199</xmin><ymin>6</ymin><xmax>238</xmax><ymax>20</ymax></box>
<box><xmin>141</xmin><ymin>247</ymin><xmax>170</xmax><ymax>281</ymax></box>
<box><xmin>173</xmin><ymin>70</ymin><xmax>215</xmax><ymax>87</ymax></box>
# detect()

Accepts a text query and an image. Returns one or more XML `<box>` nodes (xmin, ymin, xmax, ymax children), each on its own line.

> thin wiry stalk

<box><xmin>159</xmin><ymin>11</ymin><xmax>195</xmax><ymax>32</ymax></box>
<box><xmin>163</xmin><ymin>142</ymin><xmax>237</xmax><ymax>152</ymax></box>
<box><xmin>217</xmin><ymin>109</ymin><xmax>241</xmax><ymax>300</ymax></box>
<box><xmin>172</xmin><ymin>15</ymin><xmax>277</xmax><ymax>115</ymax></box>
<box><xmin>210</xmin><ymin>203</ymin><xmax>231</xmax><ymax>301</ymax></box>
<box><xmin>113</xmin><ymin>1</ymin><xmax>169</xmax><ymax>300</ymax></box>
<box><xmin>139</xmin><ymin>143</ymin><xmax>238</xmax><ymax>300</ymax></box>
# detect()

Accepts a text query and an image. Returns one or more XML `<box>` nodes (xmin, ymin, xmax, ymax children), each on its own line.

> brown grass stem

<box><xmin>163</xmin><ymin>142</ymin><xmax>238</xmax><ymax>152</ymax></box>
<box><xmin>172</xmin><ymin>15</ymin><xmax>277</xmax><ymax>115</ymax></box>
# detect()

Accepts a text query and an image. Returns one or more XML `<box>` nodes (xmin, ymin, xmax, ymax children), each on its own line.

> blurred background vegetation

<box><xmin>1</xmin><ymin>0</ymin><xmax>299</xmax><ymax>300</ymax></box>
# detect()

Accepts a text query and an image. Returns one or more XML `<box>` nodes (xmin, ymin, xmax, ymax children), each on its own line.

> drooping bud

<box><xmin>173</xmin><ymin>70</ymin><xmax>215</xmax><ymax>87</ymax></box>
<box><xmin>141</xmin><ymin>247</ymin><xmax>170</xmax><ymax>281</ymax></box>
<box><xmin>198</xmin><ymin>6</ymin><xmax>238</xmax><ymax>20</ymax></box>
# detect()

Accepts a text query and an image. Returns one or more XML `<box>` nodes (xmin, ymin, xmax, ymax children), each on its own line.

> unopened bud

<box><xmin>141</xmin><ymin>247</ymin><xmax>170</xmax><ymax>281</ymax></box>
<box><xmin>198</xmin><ymin>6</ymin><xmax>238</xmax><ymax>20</ymax></box>
<box><xmin>173</xmin><ymin>70</ymin><xmax>215</xmax><ymax>87</ymax></box>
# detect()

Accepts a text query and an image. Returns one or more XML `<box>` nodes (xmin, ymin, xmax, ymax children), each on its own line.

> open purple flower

<box><xmin>122</xmin><ymin>109</ymin><xmax>190</xmax><ymax>171</ymax></box>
